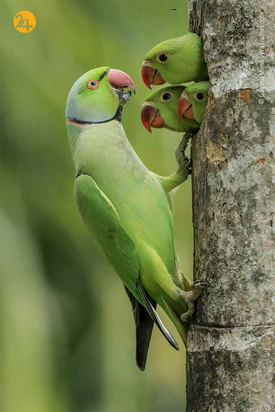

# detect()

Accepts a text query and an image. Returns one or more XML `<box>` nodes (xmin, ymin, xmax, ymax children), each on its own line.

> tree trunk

<box><xmin>187</xmin><ymin>1</ymin><xmax>275</xmax><ymax>411</ymax></box>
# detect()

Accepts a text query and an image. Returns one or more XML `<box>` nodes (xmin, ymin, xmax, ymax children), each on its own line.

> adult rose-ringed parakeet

<box><xmin>66</xmin><ymin>67</ymin><xmax>199</xmax><ymax>370</ymax></box>
<box><xmin>142</xmin><ymin>32</ymin><xmax>208</xmax><ymax>89</ymax></box>
<box><xmin>178</xmin><ymin>81</ymin><xmax>210</xmax><ymax>124</ymax></box>
<box><xmin>141</xmin><ymin>85</ymin><xmax>200</xmax><ymax>133</ymax></box>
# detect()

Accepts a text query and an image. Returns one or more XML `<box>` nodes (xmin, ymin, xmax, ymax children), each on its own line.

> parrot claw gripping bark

<box><xmin>180</xmin><ymin>281</ymin><xmax>210</xmax><ymax>323</ymax></box>
<box><xmin>65</xmin><ymin>67</ymin><xmax>200</xmax><ymax>370</ymax></box>
<box><xmin>175</xmin><ymin>130</ymin><xmax>196</xmax><ymax>178</ymax></box>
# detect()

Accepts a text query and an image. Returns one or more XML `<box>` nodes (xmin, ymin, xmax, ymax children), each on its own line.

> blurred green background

<box><xmin>0</xmin><ymin>1</ymin><xmax>192</xmax><ymax>411</ymax></box>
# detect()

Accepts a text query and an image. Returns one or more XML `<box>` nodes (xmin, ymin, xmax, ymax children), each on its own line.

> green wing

<box><xmin>75</xmin><ymin>174</ymin><xmax>139</xmax><ymax>295</ymax></box>
<box><xmin>75</xmin><ymin>174</ymin><xmax>178</xmax><ymax>353</ymax></box>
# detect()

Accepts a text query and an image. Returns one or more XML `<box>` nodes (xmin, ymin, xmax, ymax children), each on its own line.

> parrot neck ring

<box><xmin>66</xmin><ymin>105</ymin><xmax>124</xmax><ymax>126</ymax></box>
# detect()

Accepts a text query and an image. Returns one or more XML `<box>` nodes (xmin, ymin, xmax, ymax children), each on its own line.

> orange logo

<box><xmin>13</xmin><ymin>11</ymin><xmax>36</xmax><ymax>33</ymax></box>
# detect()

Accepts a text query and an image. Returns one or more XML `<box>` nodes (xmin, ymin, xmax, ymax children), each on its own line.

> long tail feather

<box><xmin>137</xmin><ymin>281</ymin><xmax>179</xmax><ymax>350</ymax></box>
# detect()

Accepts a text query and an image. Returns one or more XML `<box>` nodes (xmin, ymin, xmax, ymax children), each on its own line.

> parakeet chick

<box><xmin>65</xmin><ymin>67</ymin><xmax>200</xmax><ymax>370</ymax></box>
<box><xmin>178</xmin><ymin>81</ymin><xmax>210</xmax><ymax>124</ymax></box>
<box><xmin>142</xmin><ymin>32</ymin><xmax>208</xmax><ymax>88</ymax></box>
<box><xmin>141</xmin><ymin>85</ymin><xmax>200</xmax><ymax>133</ymax></box>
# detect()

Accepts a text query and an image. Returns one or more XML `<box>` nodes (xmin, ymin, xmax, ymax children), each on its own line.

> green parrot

<box><xmin>142</xmin><ymin>32</ymin><xmax>208</xmax><ymax>88</ymax></box>
<box><xmin>66</xmin><ymin>67</ymin><xmax>199</xmax><ymax>370</ymax></box>
<box><xmin>141</xmin><ymin>85</ymin><xmax>200</xmax><ymax>133</ymax></box>
<box><xmin>178</xmin><ymin>81</ymin><xmax>210</xmax><ymax>124</ymax></box>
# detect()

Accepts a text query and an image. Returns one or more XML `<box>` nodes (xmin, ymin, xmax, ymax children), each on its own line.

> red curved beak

<box><xmin>141</xmin><ymin>61</ymin><xmax>165</xmax><ymax>89</ymax></box>
<box><xmin>141</xmin><ymin>103</ymin><xmax>165</xmax><ymax>132</ymax></box>
<box><xmin>178</xmin><ymin>94</ymin><xmax>194</xmax><ymax>119</ymax></box>
<box><xmin>108</xmin><ymin>69</ymin><xmax>135</xmax><ymax>93</ymax></box>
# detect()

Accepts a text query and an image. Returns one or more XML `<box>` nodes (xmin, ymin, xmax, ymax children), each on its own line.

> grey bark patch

<box><xmin>187</xmin><ymin>326</ymin><xmax>273</xmax><ymax>412</ymax></box>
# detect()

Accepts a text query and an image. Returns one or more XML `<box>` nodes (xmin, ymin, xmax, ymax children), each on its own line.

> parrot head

<box><xmin>142</xmin><ymin>32</ymin><xmax>208</xmax><ymax>88</ymax></box>
<box><xmin>66</xmin><ymin>66</ymin><xmax>135</xmax><ymax>124</ymax></box>
<box><xmin>141</xmin><ymin>86</ymin><xmax>200</xmax><ymax>133</ymax></box>
<box><xmin>178</xmin><ymin>81</ymin><xmax>209</xmax><ymax>124</ymax></box>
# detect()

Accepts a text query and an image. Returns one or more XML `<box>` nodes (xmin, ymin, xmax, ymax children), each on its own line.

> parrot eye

<box><xmin>162</xmin><ymin>93</ymin><xmax>171</xmax><ymax>100</ymax></box>
<box><xmin>87</xmin><ymin>79</ymin><xmax>99</xmax><ymax>90</ymax></box>
<box><xmin>158</xmin><ymin>53</ymin><xmax>168</xmax><ymax>62</ymax></box>
<box><xmin>196</xmin><ymin>92</ymin><xmax>204</xmax><ymax>101</ymax></box>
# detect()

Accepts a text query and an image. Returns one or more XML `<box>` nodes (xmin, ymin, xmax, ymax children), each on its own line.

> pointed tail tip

<box><xmin>136</xmin><ymin>350</ymin><xmax>148</xmax><ymax>371</ymax></box>
<box><xmin>171</xmin><ymin>338</ymin><xmax>180</xmax><ymax>351</ymax></box>
<box><xmin>137</xmin><ymin>362</ymin><xmax>146</xmax><ymax>371</ymax></box>
<box><xmin>165</xmin><ymin>329</ymin><xmax>179</xmax><ymax>351</ymax></box>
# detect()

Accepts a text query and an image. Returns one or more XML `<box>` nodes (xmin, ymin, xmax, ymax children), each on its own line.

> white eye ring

<box><xmin>87</xmin><ymin>79</ymin><xmax>99</xmax><ymax>90</ymax></box>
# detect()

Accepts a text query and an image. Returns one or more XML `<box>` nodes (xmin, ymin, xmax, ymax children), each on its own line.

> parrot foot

<box><xmin>175</xmin><ymin>129</ymin><xmax>197</xmax><ymax>179</ymax></box>
<box><xmin>179</xmin><ymin>280</ymin><xmax>209</xmax><ymax>323</ymax></box>
<box><xmin>175</xmin><ymin>142</ymin><xmax>191</xmax><ymax>180</ymax></box>
<box><xmin>175</xmin><ymin>151</ymin><xmax>191</xmax><ymax>180</ymax></box>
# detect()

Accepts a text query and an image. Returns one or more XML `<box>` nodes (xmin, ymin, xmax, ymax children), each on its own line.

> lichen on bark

<box><xmin>187</xmin><ymin>1</ymin><xmax>275</xmax><ymax>411</ymax></box>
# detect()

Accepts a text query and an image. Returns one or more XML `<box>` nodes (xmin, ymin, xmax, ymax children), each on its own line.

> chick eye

<box><xmin>87</xmin><ymin>79</ymin><xmax>99</xmax><ymax>90</ymax></box>
<box><xmin>162</xmin><ymin>93</ymin><xmax>171</xmax><ymax>100</ymax></box>
<box><xmin>158</xmin><ymin>53</ymin><xmax>168</xmax><ymax>62</ymax></box>
<box><xmin>196</xmin><ymin>92</ymin><xmax>204</xmax><ymax>100</ymax></box>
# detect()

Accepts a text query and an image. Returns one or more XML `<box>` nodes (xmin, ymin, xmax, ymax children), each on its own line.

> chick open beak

<box><xmin>141</xmin><ymin>61</ymin><xmax>165</xmax><ymax>89</ymax></box>
<box><xmin>178</xmin><ymin>93</ymin><xmax>195</xmax><ymax>119</ymax></box>
<box><xmin>108</xmin><ymin>69</ymin><xmax>136</xmax><ymax>93</ymax></box>
<box><xmin>141</xmin><ymin>103</ymin><xmax>165</xmax><ymax>132</ymax></box>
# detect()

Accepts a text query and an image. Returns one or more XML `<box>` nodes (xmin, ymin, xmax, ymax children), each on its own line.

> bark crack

<box><xmin>190</xmin><ymin>323</ymin><xmax>275</xmax><ymax>330</ymax></box>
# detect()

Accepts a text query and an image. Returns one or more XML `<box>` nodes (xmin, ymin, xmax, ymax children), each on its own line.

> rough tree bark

<box><xmin>187</xmin><ymin>1</ymin><xmax>274</xmax><ymax>411</ymax></box>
